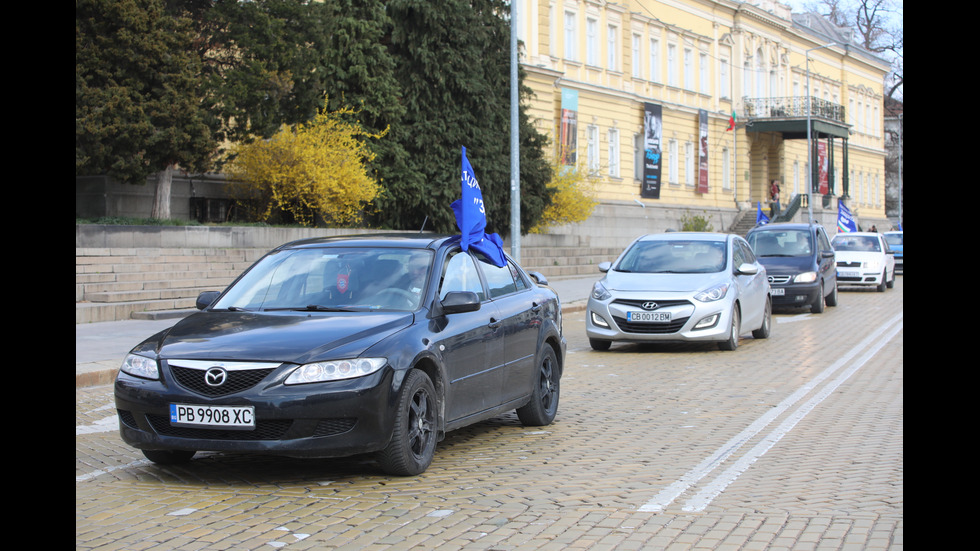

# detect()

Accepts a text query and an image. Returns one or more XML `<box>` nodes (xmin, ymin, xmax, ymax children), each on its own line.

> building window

<box><xmin>586</xmin><ymin>18</ymin><xmax>598</xmax><ymax>66</ymax></box>
<box><xmin>669</xmin><ymin>139</ymin><xmax>678</xmax><ymax>184</ymax></box>
<box><xmin>649</xmin><ymin>38</ymin><xmax>660</xmax><ymax>83</ymax></box>
<box><xmin>587</xmin><ymin>125</ymin><xmax>599</xmax><ymax>173</ymax></box>
<box><xmin>684</xmin><ymin>48</ymin><xmax>692</xmax><ymax>90</ymax></box>
<box><xmin>668</xmin><ymin>44</ymin><xmax>677</xmax><ymax>87</ymax></box>
<box><xmin>607</xmin><ymin>25</ymin><xmax>618</xmax><ymax>71</ymax></box>
<box><xmin>564</xmin><ymin>11</ymin><xmax>577</xmax><ymax>61</ymax></box>
<box><xmin>634</xmin><ymin>133</ymin><xmax>643</xmax><ymax>179</ymax></box>
<box><xmin>632</xmin><ymin>34</ymin><xmax>642</xmax><ymax>78</ymax></box>
<box><xmin>700</xmin><ymin>53</ymin><xmax>709</xmax><ymax>94</ymax></box>
<box><xmin>722</xmin><ymin>147</ymin><xmax>730</xmax><ymax>190</ymax></box>
<box><xmin>685</xmin><ymin>142</ymin><xmax>694</xmax><ymax>186</ymax></box>
<box><xmin>608</xmin><ymin>128</ymin><xmax>620</xmax><ymax>177</ymax></box>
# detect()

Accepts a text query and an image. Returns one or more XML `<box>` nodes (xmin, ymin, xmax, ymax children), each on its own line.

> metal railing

<box><xmin>743</xmin><ymin>96</ymin><xmax>845</xmax><ymax>123</ymax></box>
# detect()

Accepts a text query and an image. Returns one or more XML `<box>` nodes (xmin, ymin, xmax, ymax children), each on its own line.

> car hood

<box><xmin>756</xmin><ymin>255</ymin><xmax>816</xmax><ymax>275</ymax></box>
<box><xmin>139</xmin><ymin>310</ymin><xmax>415</xmax><ymax>364</ymax></box>
<box><xmin>604</xmin><ymin>270</ymin><xmax>729</xmax><ymax>293</ymax></box>
<box><xmin>833</xmin><ymin>250</ymin><xmax>883</xmax><ymax>263</ymax></box>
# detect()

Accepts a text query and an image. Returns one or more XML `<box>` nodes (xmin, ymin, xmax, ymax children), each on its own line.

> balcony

<box><xmin>742</xmin><ymin>96</ymin><xmax>849</xmax><ymax>140</ymax></box>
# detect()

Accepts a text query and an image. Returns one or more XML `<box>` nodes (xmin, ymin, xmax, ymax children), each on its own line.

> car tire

<box><xmin>142</xmin><ymin>449</ymin><xmax>195</xmax><ymax>465</ymax></box>
<box><xmin>752</xmin><ymin>297</ymin><xmax>772</xmax><ymax>339</ymax></box>
<box><xmin>877</xmin><ymin>271</ymin><xmax>887</xmax><ymax>292</ymax></box>
<box><xmin>886</xmin><ymin>269</ymin><xmax>895</xmax><ymax>289</ymax></box>
<box><xmin>811</xmin><ymin>282</ymin><xmax>825</xmax><ymax>314</ymax></box>
<box><xmin>718</xmin><ymin>307</ymin><xmax>740</xmax><ymax>351</ymax></box>
<box><xmin>376</xmin><ymin>369</ymin><xmax>438</xmax><ymax>476</ymax></box>
<box><xmin>516</xmin><ymin>346</ymin><xmax>560</xmax><ymax>426</ymax></box>
<box><xmin>825</xmin><ymin>280</ymin><xmax>839</xmax><ymax>307</ymax></box>
<box><xmin>589</xmin><ymin>338</ymin><xmax>611</xmax><ymax>351</ymax></box>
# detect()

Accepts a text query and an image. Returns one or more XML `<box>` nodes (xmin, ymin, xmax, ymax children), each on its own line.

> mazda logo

<box><xmin>641</xmin><ymin>301</ymin><xmax>659</xmax><ymax>310</ymax></box>
<box><xmin>205</xmin><ymin>367</ymin><xmax>228</xmax><ymax>387</ymax></box>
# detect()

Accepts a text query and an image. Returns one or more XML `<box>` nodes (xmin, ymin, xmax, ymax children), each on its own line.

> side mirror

<box><xmin>735</xmin><ymin>263</ymin><xmax>759</xmax><ymax>276</ymax></box>
<box><xmin>528</xmin><ymin>271</ymin><xmax>549</xmax><ymax>286</ymax></box>
<box><xmin>196</xmin><ymin>291</ymin><xmax>221</xmax><ymax>310</ymax></box>
<box><xmin>598</xmin><ymin>261</ymin><xmax>611</xmax><ymax>273</ymax></box>
<box><xmin>440</xmin><ymin>291</ymin><xmax>481</xmax><ymax>314</ymax></box>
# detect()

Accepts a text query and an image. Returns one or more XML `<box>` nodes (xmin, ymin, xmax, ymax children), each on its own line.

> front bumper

<box><xmin>114</xmin><ymin>365</ymin><xmax>398</xmax><ymax>458</ymax></box>
<box><xmin>836</xmin><ymin>268</ymin><xmax>883</xmax><ymax>286</ymax></box>
<box><xmin>585</xmin><ymin>295</ymin><xmax>733</xmax><ymax>344</ymax></box>
<box><xmin>767</xmin><ymin>277</ymin><xmax>821</xmax><ymax>307</ymax></box>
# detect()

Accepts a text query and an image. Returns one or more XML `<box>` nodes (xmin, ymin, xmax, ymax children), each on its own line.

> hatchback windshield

<box><xmin>747</xmin><ymin>229</ymin><xmax>813</xmax><ymax>257</ymax></box>
<box><xmin>832</xmin><ymin>235</ymin><xmax>881</xmax><ymax>252</ymax></box>
<box><xmin>213</xmin><ymin>247</ymin><xmax>434</xmax><ymax>312</ymax></box>
<box><xmin>616</xmin><ymin>240</ymin><xmax>727</xmax><ymax>273</ymax></box>
<box><xmin>884</xmin><ymin>233</ymin><xmax>903</xmax><ymax>247</ymax></box>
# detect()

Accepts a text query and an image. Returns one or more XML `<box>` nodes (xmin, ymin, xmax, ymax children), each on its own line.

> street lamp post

<box><xmin>806</xmin><ymin>43</ymin><xmax>837</xmax><ymax>224</ymax></box>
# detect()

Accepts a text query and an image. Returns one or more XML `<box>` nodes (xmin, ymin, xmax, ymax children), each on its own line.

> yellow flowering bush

<box><xmin>530</xmin><ymin>150</ymin><xmax>599</xmax><ymax>234</ymax></box>
<box><xmin>227</xmin><ymin>102</ymin><xmax>386</xmax><ymax>226</ymax></box>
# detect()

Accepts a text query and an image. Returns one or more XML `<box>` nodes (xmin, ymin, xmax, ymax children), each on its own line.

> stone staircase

<box><xmin>75</xmin><ymin>243</ymin><xmax>619</xmax><ymax>324</ymax></box>
<box><xmin>75</xmin><ymin>248</ymin><xmax>267</xmax><ymax>324</ymax></box>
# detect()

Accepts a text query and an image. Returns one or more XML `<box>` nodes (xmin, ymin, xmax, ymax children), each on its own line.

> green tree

<box><xmin>76</xmin><ymin>0</ymin><xmax>217</xmax><ymax>218</ymax></box>
<box><xmin>372</xmin><ymin>0</ymin><xmax>553</xmax><ymax>236</ymax></box>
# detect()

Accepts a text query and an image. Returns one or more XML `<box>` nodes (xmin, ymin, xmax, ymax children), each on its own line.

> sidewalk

<box><xmin>75</xmin><ymin>274</ymin><xmax>598</xmax><ymax>388</ymax></box>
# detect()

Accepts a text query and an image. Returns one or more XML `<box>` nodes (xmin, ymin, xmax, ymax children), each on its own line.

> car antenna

<box><xmin>419</xmin><ymin>216</ymin><xmax>428</xmax><ymax>234</ymax></box>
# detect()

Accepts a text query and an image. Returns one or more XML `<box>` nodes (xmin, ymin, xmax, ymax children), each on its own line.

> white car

<box><xmin>831</xmin><ymin>232</ymin><xmax>895</xmax><ymax>292</ymax></box>
<box><xmin>586</xmin><ymin>233</ymin><xmax>772</xmax><ymax>351</ymax></box>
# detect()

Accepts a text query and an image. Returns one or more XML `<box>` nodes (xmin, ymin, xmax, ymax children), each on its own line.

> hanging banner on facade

<box><xmin>641</xmin><ymin>102</ymin><xmax>663</xmax><ymax>199</ymax></box>
<box><xmin>817</xmin><ymin>141</ymin><xmax>829</xmax><ymax>195</ymax></box>
<box><xmin>698</xmin><ymin>109</ymin><xmax>709</xmax><ymax>194</ymax></box>
<box><xmin>560</xmin><ymin>88</ymin><xmax>578</xmax><ymax>166</ymax></box>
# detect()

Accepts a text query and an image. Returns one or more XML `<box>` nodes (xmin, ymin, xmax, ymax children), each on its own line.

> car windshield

<box><xmin>747</xmin><ymin>229</ymin><xmax>813</xmax><ymax>257</ymax></box>
<box><xmin>884</xmin><ymin>233</ymin><xmax>903</xmax><ymax>246</ymax></box>
<box><xmin>213</xmin><ymin>247</ymin><xmax>433</xmax><ymax>312</ymax></box>
<box><xmin>616</xmin><ymin>240</ymin><xmax>727</xmax><ymax>273</ymax></box>
<box><xmin>832</xmin><ymin>235</ymin><xmax>881</xmax><ymax>252</ymax></box>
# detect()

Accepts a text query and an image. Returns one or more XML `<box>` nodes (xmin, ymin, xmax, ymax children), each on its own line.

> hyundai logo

<box><xmin>205</xmin><ymin>367</ymin><xmax>228</xmax><ymax>387</ymax></box>
<box><xmin>641</xmin><ymin>301</ymin><xmax>659</xmax><ymax>310</ymax></box>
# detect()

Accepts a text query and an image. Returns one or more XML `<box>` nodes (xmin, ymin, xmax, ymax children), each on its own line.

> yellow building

<box><xmin>516</xmin><ymin>0</ymin><xmax>891</xmax><ymax>239</ymax></box>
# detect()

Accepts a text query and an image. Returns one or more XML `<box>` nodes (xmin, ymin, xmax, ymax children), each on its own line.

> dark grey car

<box><xmin>746</xmin><ymin>223</ymin><xmax>838</xmax><ymax>313</ymax></box>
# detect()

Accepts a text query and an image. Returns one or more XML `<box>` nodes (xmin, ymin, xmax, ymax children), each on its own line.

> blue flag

<box><xmin>837</xmin><ymin>201</ymin><xmax>857</xmax><ymax>233</ymax></box>
<box><xmin>756</xmin><ymin>202</ymin><xmax>770</xmax><ymax>226</ymax></box>
<box><xmin>451</xmin><ymin>147</ymin><xmax>507</xmax><ymax>267</ymax></box>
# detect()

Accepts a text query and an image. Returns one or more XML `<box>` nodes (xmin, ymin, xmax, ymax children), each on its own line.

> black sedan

<box><xmin>115</xmin><ymin>234</ymin><xmax>566</xmax><ymax>475</ymax></box>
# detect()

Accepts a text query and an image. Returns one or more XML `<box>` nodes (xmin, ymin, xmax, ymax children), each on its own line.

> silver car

<box><xmin>586</xmin><ymin>233</ymin><xmax>772</xmax><ymax>351</ymax></box>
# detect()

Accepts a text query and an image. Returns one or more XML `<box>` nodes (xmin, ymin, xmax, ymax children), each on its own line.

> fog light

<box><xmin>694</xmin><ymin>313</ymin><xmax>720</xmax><ymax>330</ymax></box>
<box><xmin>590</xmin><ymin>311</ymin><xmax>609</xmax><ymax>328</ymax></box>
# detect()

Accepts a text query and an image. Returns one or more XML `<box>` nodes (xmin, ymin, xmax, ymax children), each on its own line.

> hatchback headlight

<box><xmin>794</xmin><ymin>271</ymin><xmax>818</xmax><ymax>283</ymax></box>
<box><xmin>694</xmin><ymin>283</ymin><xmax>730</xmax><ymax>302</ymax></box>
<box><xmin>120</xmin><ymin>354</ymin><xmax>159</xmax><ymax>380</ymax></box>
<box><xmin>591</xmin><ymin>280</ymin><xmax>611</xmax><ymax>301</ymax></box>
<box><xmin>285</xmin><ymin>358</ymin><xmax>387</xmax><ymax>385</ymax></box>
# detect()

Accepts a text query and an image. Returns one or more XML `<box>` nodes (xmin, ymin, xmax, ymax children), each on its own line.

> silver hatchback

<box><xmin>586</xmin><ymin>233</ymin><xmax>772</xmax><ymax>351</ymax></box>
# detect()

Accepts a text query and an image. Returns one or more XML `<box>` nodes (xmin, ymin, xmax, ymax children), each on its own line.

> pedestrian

<box><xmin>769</xmin><ymin>180</ymin><xmax>781</xmax><ymax>218</ymax></box>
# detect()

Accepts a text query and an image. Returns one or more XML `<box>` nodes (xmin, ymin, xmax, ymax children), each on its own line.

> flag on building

<box><xmin>726</xmin><ymin>111</ymin><xmax>736</xmax><ymax>131</ymax></box>
<box><xmin>756</xmin><ymin>202</ymin><xmax>770</xmax><ymax>225</ymax></box>
<box><xmin>451</xmin><ymin>146</ymin><xmax>507</xmax><ymax>267</ymax></box>
<box><xmin>837</xmin><ymin>201</ymin><xmax>857</xmax><ymax>233</ymax></box>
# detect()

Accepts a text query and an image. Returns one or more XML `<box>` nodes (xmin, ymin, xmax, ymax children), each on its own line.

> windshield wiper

<box><xmin>260</xmin><ymin>305</ymin><xmax>357</xmax><ymax>312</ymax></box>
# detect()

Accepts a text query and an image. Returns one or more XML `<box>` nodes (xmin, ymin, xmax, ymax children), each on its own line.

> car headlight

<box><xmin>794</xmin><ymin>271</ymin><xmax>818</xmax><ymax>283</ymax></box>
<box><xmin>591</xmin><ymin>280</ymin><xmax>611</xmax><ymax>301</ymax></box>
<box><xmin>120</xmin><ymin>354</ymin><xmax>159</xmax><ymax>380</ymax></box>
<box><xmin>865</xmin><ymin>259</ymin><xmax>881</xmax><ymax>270</ymax></box>
<box><xmin>694</xmin><ymin>283</ymin><xmax>730</xmax><ymax>302</ymax></box>
<box><xmin>285</xmin><ymin>358</ymin><xmax>387</xmax><ymax>385</ymax></box>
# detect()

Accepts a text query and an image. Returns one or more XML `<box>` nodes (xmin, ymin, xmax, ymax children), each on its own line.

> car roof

<box><xmin>832</xmin><ymin>232</ymin><xmax>880</xmax><ymax>238</ymax></box>
<box><xmin>637</xmin><ymin>232</ymin><xmax>732</xmax><ymax>242</ymax></box>
<box><xmin>276</xmin><ymin>233</ymin><xmax>458</xmax><ymax>252</ymax></box>
<box><xmin>747</xmin><ymin>222</ymin><xmax>822</xmax><ymax>233</ymax></box>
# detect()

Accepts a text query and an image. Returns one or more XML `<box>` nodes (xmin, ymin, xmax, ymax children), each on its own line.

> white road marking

<box><xmin>638</xmin><ymin>312</ymin><xmax>903</xmax><ymax>513</ymax></box>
